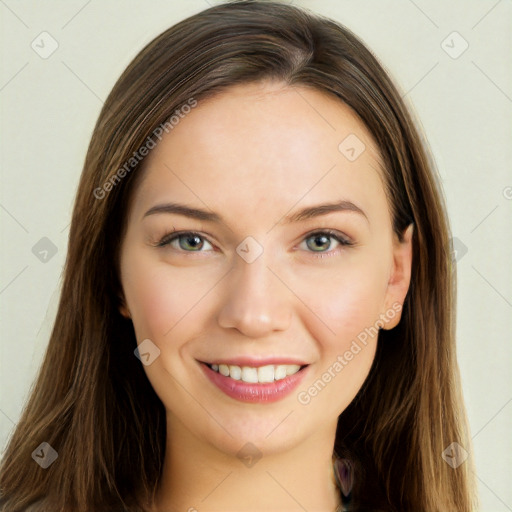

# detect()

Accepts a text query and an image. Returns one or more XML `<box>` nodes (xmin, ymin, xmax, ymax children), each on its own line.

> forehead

<box><xmin>130</xmin><ymin>81</ymin><xmax>389</xmax><ymax>228</ymax></box>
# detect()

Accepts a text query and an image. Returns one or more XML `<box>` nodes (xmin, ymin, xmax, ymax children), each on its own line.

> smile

<box><xmin>200</xmin><ymin>361</ymin><xmax>309</xmax><ymax>403</ymax></box>
<box><xmin>207</xmin><ymin>363</ymin><xmax>303</xmax><ymax>383</ymax></box>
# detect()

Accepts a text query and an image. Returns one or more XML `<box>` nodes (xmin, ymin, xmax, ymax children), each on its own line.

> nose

<box><xmin>216</xmin><ymin>251</ymin><xmax>292</xmax><ymax>338</ymax></box>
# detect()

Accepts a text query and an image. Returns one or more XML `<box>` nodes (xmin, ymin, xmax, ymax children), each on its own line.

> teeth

<box><xmin>241</xmin><ymin>366</ymin><xmax>258</xmax><ymax>383</ymax></box>
<box><xmin>229</xmin><ymin>365</ymin><xmax>241</xmax><ymax>380</ymax></box>
<box><xmin>258</xmin><ymin>365</ymin><xmax>274</xmax><ymax>383</ymax></box>
<box><xmin>209</xmin><ymin>363</ymin><xmax>302</xmax><ymax>383</ymax></box>
<box><xmin>286</xmin><ymin>365</ymin><xmax>300</xmax><ymax>375</ymax></box>
<box><xmin>274</xmin><ymin>365</ymin><xmax>288</xmax><ymax>380</ymax></box>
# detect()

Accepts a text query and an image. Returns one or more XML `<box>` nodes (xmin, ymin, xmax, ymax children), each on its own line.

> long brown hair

<box><xmin>0</xmin><ymin>1</ymin><xmax>477</xmax><ymax>510</ymax></box>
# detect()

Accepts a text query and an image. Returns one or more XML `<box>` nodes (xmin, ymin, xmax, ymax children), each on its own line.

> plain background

<box><xmin>1</xmin><ymin>1</ymin><xmax>511</xmax><ymax>510</ymax></box>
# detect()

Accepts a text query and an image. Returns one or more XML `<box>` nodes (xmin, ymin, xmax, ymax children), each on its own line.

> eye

<box><xmin>299</xmin><ymin>229</ymin><xmax>353</xmax><ymax>258</ymax></box>
<box><xmin>156</xmin><ymin>231</ymin><xmax>214</xmax><ymax>252</ymax></box>
<box><xmin>155</xmin><ymin>229</ymin><xmax>353</xmax><ymax>257</ymax></box>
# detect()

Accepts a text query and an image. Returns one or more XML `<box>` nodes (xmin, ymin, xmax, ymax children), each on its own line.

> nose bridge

<box><xmin>216</xmin><ymin>241</ymin><xmax>291</xmax><ymax>337</ymax></box>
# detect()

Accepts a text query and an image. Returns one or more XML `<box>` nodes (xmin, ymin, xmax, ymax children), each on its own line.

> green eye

<box><xmin>306</xmin><ymin>233</ymin><xmax>335</xmax><ymax>252</ymax></box>
<box><xmin>157</xmin><ymin>232</ymin><xmax>214</xmax><ymax>251</ymax></box>
<box><xmin>176</xmin><ymin>233</ymin><xmax>205</xmax><ymax>251</ymax></box>
<box><xmin>156</xmin><ymin>229</ymin><xmax>353</xmax><ymax>257</ymax></box>
<box><xmin>301</xmin><ymin>230</ymin><xmax>353</xmax><ymax>256</ymax></box>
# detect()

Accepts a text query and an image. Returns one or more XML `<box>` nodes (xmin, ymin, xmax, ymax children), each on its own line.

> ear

<box><xmin>381</xmin><ymin>223</ymin><xmax>414</xmax><ymax>330</ymax></box>
<box><xmin>118</xmin><ymin>292</ymin><xmax>132</xmax><ymax>319</ymax></box>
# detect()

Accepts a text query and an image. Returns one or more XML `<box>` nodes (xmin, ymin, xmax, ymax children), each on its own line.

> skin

<box><xmin>118</xmin><ymin>80</ymin><xmax>413</xmax><ymax>512</ymax></box>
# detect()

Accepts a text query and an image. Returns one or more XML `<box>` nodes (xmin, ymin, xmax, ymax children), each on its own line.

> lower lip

<box><xmin>200</xmin><ymin>363</ymin><xmax>309</xmax><ymax>403</ymax></box>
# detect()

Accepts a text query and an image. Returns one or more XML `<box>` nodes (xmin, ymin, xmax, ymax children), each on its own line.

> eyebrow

<box><xmin>143</xmin><ymin>200</ymin><xmax>368</xmax><ymax>224</ymax></box>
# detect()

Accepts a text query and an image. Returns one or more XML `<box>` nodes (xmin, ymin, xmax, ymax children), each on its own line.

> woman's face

<box><xmin>118</xmin><ymin>80</ymin><xmax>412</xmax><ymax>457</ymax></box>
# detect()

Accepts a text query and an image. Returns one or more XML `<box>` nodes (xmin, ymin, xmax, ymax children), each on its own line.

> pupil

<box><xmin>183</xmin><ymin>235</ymin><xmax>202</xmax><ymax>250</ymax></box>
<box><xmin>311</xmin><ymin>235</ymin><xmax>329</xmax><ymax>251</ymax></box>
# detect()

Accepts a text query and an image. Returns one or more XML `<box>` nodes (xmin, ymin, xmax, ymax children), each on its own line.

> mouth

<box><xmin>198</xmin><ymin>360</ymin><xmax>310</xmax><ymax>403</ymax></box>
<box><xmin>203</xmin><ymin>362</ymin><xmax>308</xmax><ymax>384</ymax></box>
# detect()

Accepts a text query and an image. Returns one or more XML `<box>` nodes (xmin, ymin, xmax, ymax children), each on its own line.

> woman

<box><xmin>0</xmin><ymin>1</ymin><xmax>477</xmax><ymax>511</ymax></box>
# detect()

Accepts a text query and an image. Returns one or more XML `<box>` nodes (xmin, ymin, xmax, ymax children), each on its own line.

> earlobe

<box><xmin>382</xmin><ymin>223</ymin><xmax>414</xmax><ymax>330</ymax></box>
<box><xmin>118</xmin><ymin>294</ymin><xmax>132</xmax><ymax>319</ymax></box>
<box><xmin>119</xmin><ymin>305</ymin><xmax>131</xmax><ymax>319</ymax></box>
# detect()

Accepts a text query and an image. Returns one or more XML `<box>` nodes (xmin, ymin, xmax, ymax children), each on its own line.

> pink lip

<box><xmin>202</xmin><ymin>356</ymin><xmax>309</xmax><ymax>367</ymax></box>
<box><xmin>200</xmin><ymin>362</ymin><xmax>309</xmax><ymax>403</ymax></box>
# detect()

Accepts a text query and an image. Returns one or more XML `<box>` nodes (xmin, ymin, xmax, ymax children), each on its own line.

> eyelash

<box><xmin>155</xmin><ymin>229</ymin><xmax>354</xmax><ymax>259</ymax></box>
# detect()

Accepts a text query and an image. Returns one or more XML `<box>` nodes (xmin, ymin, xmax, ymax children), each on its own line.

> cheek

<box><xmin>121</xmin><ymin>252</ymin><xmax>214</xmax><ymax>344</ymax></box>
<box><xmin>291</xmin><ymin>258</ymin><xmax>387</xmax><ymax>411</ymax></box>
<box><xmin>294</xmin><ymin>269</ymin><xmax>382</xmax><ymax>414</ymax></box>
<box><xmin>292</xmin><ymin>257</ymin><xmax>388</xmax><ymax>347</ymax></box>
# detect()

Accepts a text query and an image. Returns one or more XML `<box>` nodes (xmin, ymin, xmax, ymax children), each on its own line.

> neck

<box><xmin>150</xmin><ymin>414</ymin><xmax>342</xmax><ymax>512</ymax></box>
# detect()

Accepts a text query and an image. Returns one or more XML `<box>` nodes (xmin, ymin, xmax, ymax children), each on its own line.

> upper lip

<box><xmin>200</xmin><ymin>357</ymin><xmax>310</xmax><ymax>368</ymax></box>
